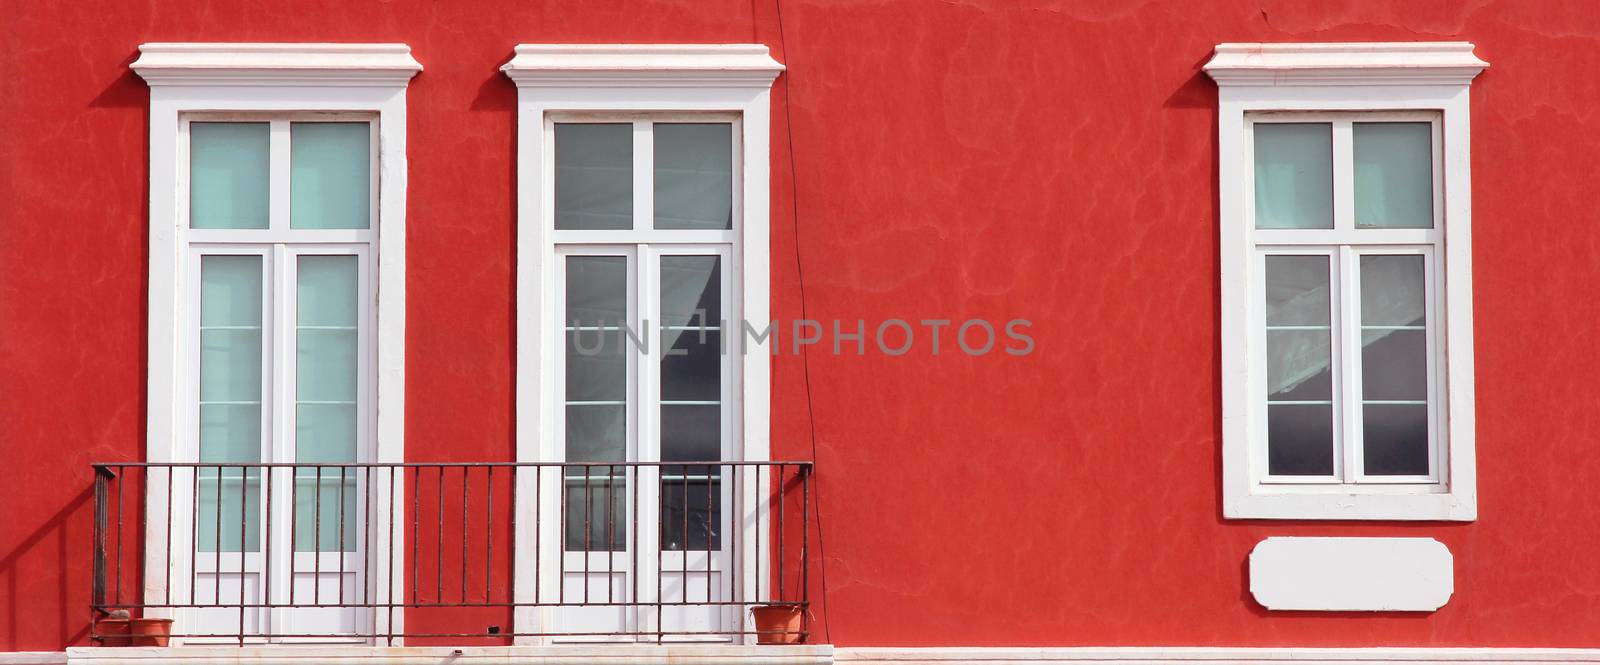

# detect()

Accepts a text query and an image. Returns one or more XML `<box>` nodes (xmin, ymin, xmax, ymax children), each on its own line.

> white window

<box><xmin>1206</xmin><ymin>43</ymin><xmax>1487</xmax><ymax>521</ymax></box>
<box><xmin>503</xmin><ymin>45</ymin><xmax>782</xmax><ymax>643</ymax></box>
<box><xmin>133</xmin><ymin>44</ymin><xmax>419</xmax><ymax>642</ymax></box>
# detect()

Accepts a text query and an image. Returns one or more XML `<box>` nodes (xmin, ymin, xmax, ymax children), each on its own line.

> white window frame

<box><xmin>502</xmin><ymin>44</ymin><xmax>783</xmax><ymax>644</ymax></box>
<box><xmin>132</xmin><ymin>43</ymin><xmax>420</xmax><ymax>641</ymax></box>
<box><xmin>1206</xmin><ymin>42</ymin><xmax>1487</xmax><ymax>521</ymax></box>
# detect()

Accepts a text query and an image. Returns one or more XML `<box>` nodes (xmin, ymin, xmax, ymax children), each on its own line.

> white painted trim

<box><xmin>1205</xmin><ymin>42</ymin><xmax>1487</xmax><ymax>86</ymax></box>
<box><xmin>133</xmin><ymin>44</ymin><xmax>416</xmax><ymax>641</ymax></box>
<box><xmin>836</xmin><ymin>648</ymin><xmax>1600</xmax><ymax>664</ymax></box>
<box><xmin>501</xmin><ymin>44</ymin><xmax>784</xmax><ymax>88</ymax></box>
<box><xmin>64</xmin><ymin>645</ymin><xmax>831</xmax><ymax>665</ymax></box>
<box><xmin>1207</xmin><ymin>44</ymin><xmax>1482</xmax><ymax>521</ymax></box>
<box><xmin>504</xmin><ymin>44</ymin><xmax>779</xmax><ymax>644</ymax></box>
<box><xmin>1248</xmin><ymin>537</ymin><xmax>1453</xmax><ymax>611</ymax></box>
<box><xmin>0</xmin><ymin>653</ymin><xmax>67</xmax><ymax>665</ymax></box>
<box><xmin>132</xmin><ymin>44</ymin><xmax>421</xmax><ymax>87</ymax></box>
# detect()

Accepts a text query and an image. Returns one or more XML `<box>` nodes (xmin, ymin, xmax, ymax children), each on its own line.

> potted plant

<box><xmin>93</xmin><ymin>610</ymin><xmax>131</xmax><ymax>647</ymax></box>
<box><xmin>126</xmin><ymin>617</ymin><xmax>174</xmax><ymax>647</ymax></box>
<box><xmin>749</xmin><ymin>604</ymin><xmax>805</xmax><ymax>645</ymax></box>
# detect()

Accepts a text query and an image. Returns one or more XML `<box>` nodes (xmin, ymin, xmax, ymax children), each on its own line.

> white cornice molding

<box><xmin>1204</xmin><ymin>42</ymin><xmax>1488</xmax><ymax>86</ymax></box>
<box><xmin>501</xmin><ymin>44</ymin><xmax>784</xmax><ymax>88</ymax></box>
<box><xmin>132</xmin><ymin>43</ymin><xmax>422</xmax><ymax>87</ymax></box>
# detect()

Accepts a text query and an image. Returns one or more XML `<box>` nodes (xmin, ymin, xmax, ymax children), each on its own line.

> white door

<box><xmin>182</xmin><ymin>248</ymin><xmax>372</xmax><ymax>643</ymax></box>
<box><xmin>549</xmin><ymin>246</ymin><xmax>737</xmax><ymax>641</ymax></box>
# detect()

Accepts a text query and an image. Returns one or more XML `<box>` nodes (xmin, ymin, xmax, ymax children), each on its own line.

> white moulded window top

<box><xmin>1205</xmin><ymin>43</ymin><xmax>1487</xmax><ymax>522</ymax></box>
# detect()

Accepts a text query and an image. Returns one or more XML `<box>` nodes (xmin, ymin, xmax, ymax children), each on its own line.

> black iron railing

<box><xmin>90</xmin><ymin>461</ymin><xmax>811</xmax><ymax>644</ymax></box>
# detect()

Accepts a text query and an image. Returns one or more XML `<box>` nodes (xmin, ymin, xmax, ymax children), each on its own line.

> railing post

<box><xmin>92</xmin><ymin>466</ymin><xmax>111</xmax><ymax>613</ymax></box>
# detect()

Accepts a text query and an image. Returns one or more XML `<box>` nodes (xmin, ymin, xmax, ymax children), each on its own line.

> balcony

<box><xmin>88</xmin><ymin>461</ymin><xmax>812</xmax><ymax>647</ymax></box>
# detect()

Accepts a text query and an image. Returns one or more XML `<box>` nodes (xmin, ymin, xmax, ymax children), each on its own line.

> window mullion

<box><xmin>269</xmin><ymin>121</ymin><xmax>291</xmax><ymax>234</ymax></box>
<box><xmin>1331</xmin><ymin>120</ymin><xmax>1354</xmax><ymax>232</ymax></box>
<box><xmin>1338</xmin><ymin>245</ymin><xmax>1362</xmax><ymax>483</ymax></box>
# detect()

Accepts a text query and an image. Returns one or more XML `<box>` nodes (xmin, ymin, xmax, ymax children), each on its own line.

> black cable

<box><xmin>772</xmin><ymin>0</ymin><xmax>834</xmax><ymax>644</ymax></box>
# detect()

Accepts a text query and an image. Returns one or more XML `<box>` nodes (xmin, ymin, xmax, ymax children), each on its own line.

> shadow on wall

<box><xmin>0</xmin><ymin>486</ymin><xmax>94</xmax><ymax>650</ymax></box>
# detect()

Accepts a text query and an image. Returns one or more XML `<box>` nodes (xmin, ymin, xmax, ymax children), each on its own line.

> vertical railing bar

<box><xmin>778</xmin><ymin>464</ymin><xmax>786</xmax><ymax>602</ymax></box>
<box><xmin>630</xmin><ymin>465</ymin><xmax>638</xmax><ymax>628</ymax></box>
<box><xmin>436</xmin><ymin>466</ymin><xmax>444</xmax><ymax>604</ymax></box>
<box><xmin>657</xmin><ymin>464</ymin><xmax>664</xmax><ymax>644</ymax></box>
<box><xmin>363</xmin><ymin>465</ymin><xmax>372</xmax><ymax>613</ymax></box>
<box><xmin>705</xmin><ymin>463</ymin><xmax>714</xmax><ymax>604</ymax></box>
<box><xmin>239</xmin><ymin>465</ymin><xmax>248</xmax><ymax>644</ymax></box>
<box><xmin>114</xmin><ymin>465</ymin><xmax>123</xmax><ymax>607</ymax></box>
<box><xmin>753</xmin><ymin>465</ymin><xmax>760</xmax><ymax>605</ymax></box>
<box><xmin>801</xmin><ymin>465</ymin><xmax>811</xmax><ymax>638</ymax></box>
<box><xmin>730</xmin><ymin>465</ymin><xmax>738</xmax><ymax>625</ymax></box>
<box><xmin>288</xmin><ymin>465</ymin><xmax>297</xmax><ymax>607</ymax></box>
<box><xmin>166</xmin><ymin>467</ymin><xmax>174</xmax><ymax>608</ymax></box>
<box><xmin>558</xmin><ymin>465</ymin><xmax>564</xmax><ymax>605</ymax></box>
<box><xmin>314</xmin><ymin>465</ymin><xmax>323</xmax><ymax>606</ymax></box>
<box><xmin>461</xmin><ymin>465</ymin><xmax>469</xmax><ymax>604</ymax></box>
<box><xmin>264</xmin><ymin>464</ymin><xmax>273</xmax><ymax>621</ymax></box>
<box><xmin>214</xmin><ymin>465</ymin><xmax>223</xmax><ymax>606</ymax></box>
<box><xmin>680</xmin><ymin>464</ymin><xmax>688</xmax><ymax>607</ymax></box>
<box><xmin>606</xmin><ymin>463</ymin><xmax>615</xmax><ymax>604</ymax></box>
<box><xmin>388</xmin><ymin>465</ymin><xmax>398</xmax><ymax>646</ymax></box>
<box><xmin>583</xmin><ymin>463</ymin><xmax>592</xmax><ymax>605</ymax></box>
<box><xmin>92</xmin><ymin>467</ymin><xmax>108</xmax><ymax>613</ymax></box>
<box><xmin>532</xmin><ymin>464</ymin><xmax>539</xmax><ymax>608</ymax></box>
<box><xmin>411</xmin><ymin>465</ymin><xmax>419</xmax><ymax>606</ymax></box>
<box><xmin>486</xmin><ymin>466</ymin><xmax>494</xmax><ymax>605</ymax></box>
<box><xmin>339</xmin><ymin>466</ymin><xmax>348</xmax><ymax>607</ymax></box>
<box><xmin>137</xmin><ymin>467</ymin><xmax>148</xmax><ymax>614</ymax></box>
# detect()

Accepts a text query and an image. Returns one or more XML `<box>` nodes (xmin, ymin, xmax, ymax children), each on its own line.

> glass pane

<box><xmin>1354</xmin><ymin>122</ymin><xmax>1433</xmax><ymax>229</ymax></box>
<box><xmin>655</xmin><ymin>123</ymin><xmax>733</xmax><ymax>230</ymax></box>
<box><xmin>191</xmin><ymin>123</ymin><xmax>269</xmax><ymax>229</ymax></box>
<box><xmin>291</xmin><ymin>122</ymin><xmax>371</xmax><ymax>229</ymax></box>
<box><xmin>1267</xmin><ymin>404</ymin><xmax>1334</xmax><ymax>476</ymax></box>
<box><xmin>1265</xmin><ymin>255</ymin><xmax>1330</xmax><ymax>326</ymax></box>
<box><xmin>1361</xmin><ymin>255</ymin><xmax>1430</xmax><ymax>476</ymax></box>
<box><xmin>1363</xmin><ymin>404</ymin><xmax>1429</xmax><ymax>476</ymax></box>
<box><xmin>1267</xmin><ymin>330</ymin><xmax>1332</xmax><ymax>401</ymax></box>
<box><xmin>555</xmin><ymin>123</ymin><xmax>632</xmax><ymax>230</ymax></box>
<box><xmin>294</xmin><ymin>255</ymin><xmax>359</xmax><ymax>549</ymax></box>
<box><xmin>565</xmin><ymin>256</ymin><xmax>627</xmax><ymax>326</ymax></box>
<box><xmin>566</xmin><ymin>331</ymin><xmax>626</xmax><ymax>402</ymax></box>
<box><xmin>197</xmin><ymin>468</ymin><xmax>262</xmax><ymax>552</ymax></box>
<box><xmin>661</xmin><ymin>468</ymin><xmax>719</xmax><ymax>551</ymax></box>
<box><xmin>197</xmin><ymin>255</ymin><xmax>264</xmax><ymax>551</ymax></box>
<box><xmin>661</xmin><ymin>405</ymin><xmax>720</xmax><ymax>462</ymax></box>
<box><xmin>293</xmin><ymin>469</ymin><xmax>358</xmax><ymax>552</ymax></box>
<box><xmin>565</xmin><ymin>405</ymin><xmax>625</xmax><ymax>463</ymax></box>
<box><xmin>662</xmin><ymin>333</ymin><xmax>721</xmax><ymax>402</ymax></box>
<box><xmin>1360</xmin><ymin>255</ymin><xmax>1426</xmax><ymax>326</ymax></box>
<box><xmin>660</xmin><ymin>256</ymin><xmax>721</xmax><ymax>327</ymax></box>
<box><xmin>1254</xmin><ymin>123</ymin><xmax>1333</xmax><ymax>230</ymax></box>
<box><xmin>564</xmin><ymin>470</ymin><xmax>627</xmax><ymax>551</ymax></box>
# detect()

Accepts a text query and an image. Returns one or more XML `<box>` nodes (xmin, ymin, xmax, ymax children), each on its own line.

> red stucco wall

<box><xmin>5</xmin><ymin>0</ymin><xmax>1600</xmax><ymax>652</ymax></box>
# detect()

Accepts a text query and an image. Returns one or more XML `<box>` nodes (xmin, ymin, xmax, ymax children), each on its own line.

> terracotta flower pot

<box><xmin>94</xmin><ymin>618</ymin><xmax>131</xmax><ymax>647</ymax></box>
<box><xmin>750</xmin><ymin>604</ymin><xmax>804</xmax><ymax>645</ymax></box>
<box><xmin>127</xmin><ymin>618</ymin><xmax>174</xmax><ymax>647</ymax></box>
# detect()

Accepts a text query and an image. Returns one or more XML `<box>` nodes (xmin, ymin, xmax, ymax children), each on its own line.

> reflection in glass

<box><xmin>1263</xmin><ymin>255</ymin><xmax>1333</xmax><ymax>476</ymax></box>
<box><xmin>1254</xmin><ymin>123</ymin><xmax>1333</xmax><ymax>230</ymax></box>
<box><xmin>1360</xmin><ymin>255</ymin><xmax>1429</xmax><ymax>476</ymax></box>
<box><xmin>198</xmin><ymin>255</ymin><xmax>264</xmax><ymax>551</ymax></box>
<box><xmin>655</xmin><ymin>123</ymin><xmax>733</xmax><ymax>230</ymax></box>
<box><xmin>291</xmin><ymin>122</ymin><xmax>371</xmax><ymax>229</ymax></box>
<box><xmin>191</xmin><ymin>123</ymin><xmax>270</xmax><ymax>230</ymax></box>
<box><xmin>565</xmin><ymin>256</ymin><xmax>630</xmax><ymax>550</ymax></box>
<box><xmin>294</xmin><ymin>256</ymin><xmax>359</xmax><ymax>551</ymax></box>
<box><xmin>1354</xmin><ymin>123</ymin><xmax>1433</xmax><ymax>229</ymax></box>
<box><xmin>555</xmin><ymin>124</ymin><xmax>633</xmax><ymax>230</ymax></box>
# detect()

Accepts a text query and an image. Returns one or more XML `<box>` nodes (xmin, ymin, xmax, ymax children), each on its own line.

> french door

<box><xmin>548</xmin><ymin>244</ymin><xmax>739</xmax><ymax>640</ymax></box>
<box><xmin>179</xmin><ymin>244</ymin><xmax>372</xmax><ymax>642</ymax></box>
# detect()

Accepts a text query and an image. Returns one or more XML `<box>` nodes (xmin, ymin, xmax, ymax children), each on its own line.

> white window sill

<box><xmin>66</xmin><ymin>644</ymin><xmax>834</xmax><ymax>664</ymax></box>
<box><xmin>1226</xmin><ymin>489</ymin><xmax>1475</xmax><ymax>521</ymax></box>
